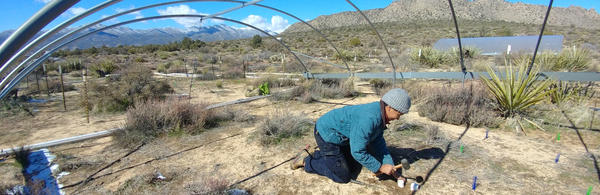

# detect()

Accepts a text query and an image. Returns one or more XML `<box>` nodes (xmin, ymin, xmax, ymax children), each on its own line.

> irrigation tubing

<box><xmin>527</xmin><ymin>0</ymin><xmax>553</xmax><ymax>76</ymax></box>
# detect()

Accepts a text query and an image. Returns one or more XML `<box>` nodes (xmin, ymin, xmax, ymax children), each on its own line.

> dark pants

<box><xmin>304</xmin><ymin>128</ymin><xmax>362</xmax><ymax>183</ymax></box>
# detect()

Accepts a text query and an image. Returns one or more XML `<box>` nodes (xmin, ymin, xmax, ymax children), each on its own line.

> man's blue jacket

<box><xmin>315</xmin><ymin>101</ymin><xmax>394</xmax><ymax>172</ymax></box>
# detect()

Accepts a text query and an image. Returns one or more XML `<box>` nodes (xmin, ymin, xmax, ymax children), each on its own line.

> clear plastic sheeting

<box><xmin>433</xmin><ymin>35</ymin><xmax>564</xmax><ymax>55</ymax></box>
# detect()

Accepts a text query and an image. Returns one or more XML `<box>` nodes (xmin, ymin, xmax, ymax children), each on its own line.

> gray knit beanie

<box><xmin>382</xmin><ymin>88</ymin><xmax>411</xmax><ymax>114</ymax></box>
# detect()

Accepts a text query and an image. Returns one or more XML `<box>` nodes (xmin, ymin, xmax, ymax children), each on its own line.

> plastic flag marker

<box><xmin>472</xmin><ymin>176</ymin><xmax>477</xmax><ymax>190</ymax></box>
<box><xmin>557</xmin><ymin>133</ymin><xmax>560</xmax><ymax>141</ymax></box>
<box><xmin>460</xmin><ymin>145</ymin><xmax>464</xmax><ymax>153</ymax></box>
<box><xmin>485</xmin><ymin>129</ymin><xmax>489</xmax><ymax>139</ymax></box>
<box><xmin>587</xmin><ymin>186</ymin><xmax>592</xmax><ymax>195</ymax></box>
<box><xmin>555</xmin><ymin>153</ymin><xmax>560</xmax><ymax>163</ymax></box>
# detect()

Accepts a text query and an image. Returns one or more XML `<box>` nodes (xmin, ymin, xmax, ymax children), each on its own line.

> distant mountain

<box><xmin>285</xmin><ymin>0</ymin><xmax>600</xmax><ymax>33</ymax></box>
<box><xmin>0</xmin><ymin>24</ymin><xmax>262</xmax><ymax>49</ymax></box>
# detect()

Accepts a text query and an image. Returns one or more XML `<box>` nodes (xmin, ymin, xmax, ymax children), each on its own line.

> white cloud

<box><xmin>157</xmin><ymin>5</ymin><xmax>205</xmax><ymax>28</ymax></box>
<box><xmin>241</xmin><ymin>15</ymin><xmax>290</xmax><ymax>34</ymax></box>
<box><xmin>68</xmin><ymin>7</ymin><xmax>86</xmax><ymax>15</ymax></box>
<box><xmin>35</xmin><ymin>0</ymin><xmax>52</xmax><ymax>4</ymax></box>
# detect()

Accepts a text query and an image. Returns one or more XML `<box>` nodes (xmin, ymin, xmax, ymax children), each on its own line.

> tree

<box><xmin>251</xmin><ymin>35</ymin><xmax>262</xmax><ymax>49</ymax></box>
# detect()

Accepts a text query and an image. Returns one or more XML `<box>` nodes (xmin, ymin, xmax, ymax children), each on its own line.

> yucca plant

<box><xmin>548</xmin><ymin>81</ymin><xmax>575</xmax><ymax>105</ymax></box>
<box><xmin>480</xmin><ymin>62</ymin><xmax>555</xmax><ymax>118</ymax></box>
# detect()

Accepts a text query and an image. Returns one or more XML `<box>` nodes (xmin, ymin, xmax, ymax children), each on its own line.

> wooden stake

<box><xmin>82</xmin><ymin>68</ymin><xmax>90</xmax><ymax>124</ymax></box>
<box><xmin>59</xmin><ymin>64</ymin><xmax>66</xmax><ymax>111</ymax></box>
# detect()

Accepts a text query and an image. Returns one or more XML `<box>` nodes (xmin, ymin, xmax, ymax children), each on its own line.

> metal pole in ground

<box><xmin>43</xmin><ymin>64</ymin><xmax>50</xmax><ymax>97</ymax></box>
<box><xmin>59</xmin><ymin>64</ymin><xmax>66</xmax><ymax>111</ymax></box>
<box><xmin>35</xmin><ymin>68</ymin><xmax>41</xmax><ymax>96</ymax></box>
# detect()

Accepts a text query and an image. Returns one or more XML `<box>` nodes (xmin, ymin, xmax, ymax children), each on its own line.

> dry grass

<box><xmin>115</xmin><ymin>99</ymin><xmax>211</xmax><ymax>147</ymax></box>
<box><xmin>417</xmin><ymin>82</ymin><xmax>502</xmax><ymax>127</ymax></box>
<box><xmin>257</xmin><ymin>110</ymin><xmax>313</xmax><ymax>145</ymax></box>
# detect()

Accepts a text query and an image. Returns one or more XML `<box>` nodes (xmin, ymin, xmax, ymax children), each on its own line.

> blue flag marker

<box><xmin>555</xmin><ymin>153</ymin><xmax>560</xmax><ymax>163</ymax></box>
<box><xmin>485</xmin><ymin>129</ymin><xmax>489</xmax><ymax>139</ymax></box>
<box><xmin>472</xmin><ymin>176</ymin><xmax>477</xmax><ymax>190</ymax></box>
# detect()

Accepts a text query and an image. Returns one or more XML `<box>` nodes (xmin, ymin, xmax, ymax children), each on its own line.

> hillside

<box><xmin>285</xmin><ymin>0</ymin><xmax>600</xmax><ymax>33</ymax></box>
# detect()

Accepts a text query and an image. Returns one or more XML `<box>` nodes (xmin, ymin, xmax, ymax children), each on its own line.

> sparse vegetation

<box><xmin>258</xmin><ymin>111</ymin><xmax>313</xmax><ymax>145</ymax></box>
<box><xmin>88</xmin><ymin>65</ymin><xmax>172</xmax><ymax>113</ymax></box>
<box><xmin>418</xmin><ymin>83</ymin><xmax>502</xmax><ymax>127</ymax></box>
<box><xmin>115</xmin><ymin>99</ymin><xmax>211</xmax><ymax>147</ymax></box>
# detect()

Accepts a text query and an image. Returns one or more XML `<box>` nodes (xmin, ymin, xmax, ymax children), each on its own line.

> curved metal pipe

<box><xmin>447</xmin><ymin>0</ymin><xmax>466</xmax><ymax>74</ymax></box>
<box><xmin>0</xmin><ymin>0</ymin><xmax>79</xmax><ymax>69</ymax></box>
<box><xmin>0</xmin><ymin>14</ymin><xmax>310</xmax><ymax>99</ymax></box>
<box><xmin>1</xmin><ymin>0</ymin><xmax>349</xmax><ymax>91</ymax></box>
<box><xmin>0</xmin><ymin>0</ymin><xmax>121</xmax><ymax>78</ymax></box>
<box><xmin>344</xmin><ymin>0</ymin><xmax>399</xmax><ymax>85</ymax></box>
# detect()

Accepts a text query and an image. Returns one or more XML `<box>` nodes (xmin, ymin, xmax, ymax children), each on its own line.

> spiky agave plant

<box><xmin>480</xmin><ymin>62</ymin><xmax>555</xmax><ymax>118</ymax></box>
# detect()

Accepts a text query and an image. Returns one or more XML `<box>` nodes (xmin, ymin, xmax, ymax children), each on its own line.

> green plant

<box><xmin>554</xmin><ymin>47</ymin><xmax>591</xmax><ymax>71</ymax></box>
<box><xmin>410</xmin><ymin>47</ymin><xmax>448</xmax><ymax>68</ymax></box>
<box><xmin>258</xmin><ymin>82</ymin><xmax>270</xmax><ymax>95</ymax></box>
<box><xmin>251</xmin><ymin>35</ymin><xmax>262</xmax><ymax>49</ymax></box>
<box><xmin>548</xmin><ymin>81</ymin><xmax>595</xmax><ymax>105</ymax></box>
<box><xmin>369</xmin><ymin>79</ymin><xmax>392</xmax><ymax>95</ymax></box>
<box><xmin>349</xmin><ymin>37</ymin><xmax>362</xmax><ymax>47</ymax></box>
<box><xmin>479</xmin><ymin>62</ymin><xmax>555</xmax><ymax>117</ymax></box>
<box><xmin>216</xmin><ymin>80</ymin><xmax>223</xmax><ymax>88</ymax></box>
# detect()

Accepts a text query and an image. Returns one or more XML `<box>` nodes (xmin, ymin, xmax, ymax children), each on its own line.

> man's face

<box><xmin>385</xmin><ymin>105</ymin><xmax>404</xmax><ymax>121</ymax></box>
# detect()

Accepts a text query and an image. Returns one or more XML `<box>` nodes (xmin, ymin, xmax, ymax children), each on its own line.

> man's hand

<box><xmin>376</xmin><ymin>164</ymin><xmax>398</xmax><ymax>178</ymax></box>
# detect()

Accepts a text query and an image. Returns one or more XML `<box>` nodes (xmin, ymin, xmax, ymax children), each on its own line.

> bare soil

<box><xmin>1</xmin><ymin>79</ymin><xmax>599</xmax><ymax>194</ymax></box>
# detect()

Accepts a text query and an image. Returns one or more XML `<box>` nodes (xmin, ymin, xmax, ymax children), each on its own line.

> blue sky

<box><xmin>0</xmin><ymin>0</ymin><xmax>598</xmax><ymax>33</ymax></box>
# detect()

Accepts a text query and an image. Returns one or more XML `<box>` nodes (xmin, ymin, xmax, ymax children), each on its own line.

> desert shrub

<box><xmin>216</xmin><ymin>80</ymin><xmax>224</xmax><ymax>88</ymax></box>
<box><xmin>222</xmin><ymin>67</ymin><xmax>244</xmax><ymax>79</ymax></box>
<box><xmin>167</xmin><ymin>60</ymin><xmax>186</xmax><ymax>73</ymax></box>
<box><xmin>157</xmin><ymin>62</ymin><xmax>171</xmax><ymax>73</ymax></box>
<box><xmin>410</xmin><ymin>47</ymin><xmax>448</xmax><ymax>68</ymax></box>
<box><xmin>250</xmin><ymin>76</ymin><xmax>296</xmax><ymax>89</ymax></box>
<box><xmin>511</xmin><ymin>48</ymin><xmax>591</xmax><ymax>72</ymax></box>
<box><xmin>134</xmin><ymin>56</ymin><xmax>147</xmax><ymax>63</ymax></box>
<box><xmin>185</xmin><ymin>176</ymin><xmax>230</xmax><ymax>195</ymax></box>
<box><xmin>69</xmin><ymin>71</ymin><xmax>81</xmax><ymax>77</ymax></box>
<box><xmin>258</xmin><ymin>111</ymin><xmax>313</xmax><ymax>145</ymax></box>
<box><xmin>349</xmin><ymin>37</ymin><xmax>362</xmax><ymax>47</ymax></box>
<box><xmin>1</xmin><ymin>98</ymin><xmax>33</xmax><ymax>117</ymax></box>
<box><xmin>307</xmin><ymin>78</ymin><xmax>358</xmax><ymax>99</ymax></box>
<box><xmin>158</xmin><ymin>51</ymin><xmax>170</xmax><ymax>59</ymax></box>
<box><xmin>333</xmin><ymin>50</ymin><xmax>353</xmax><ymax>62</ymax></box>
<box><xmin>115</xmin><ymin>99</ymin><xmax>210</xmax><ymax>147</ymax></box>
<box><xmin>369</xmin><ymin>79</ymin><xmax>393</xmax><ymax>96</ymax></box>
<box><xmin>89</xmin><ymin>60</ymin><xmax>118</xmax><ymax>77</ymax></box>
<box><xmin>418</xmin><ymin>84</ymin><xmax>502</xmax><ymax>127</ymax></box>
<box><xmin>195</xmin><ymin>72</ymin><xmax>218</xmax><ymax>81</ymax></box>
<box><xmin>88</xmin><ymin>65</ymin><xmax>173</xmax><ymax>113</ymax></box>
<box><xmin>40</xmin><ymin>79</ymin><xmax>75</xmax><ymax>94</ymax></box>
<box><xmin>548</xmin><ymin>81</ymin><xmax>595</xmax><ymax>105</ymax></box>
